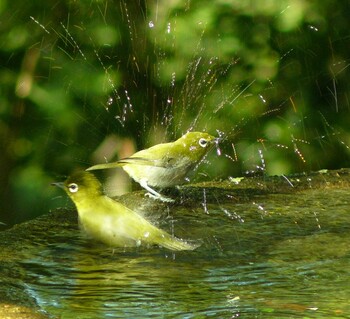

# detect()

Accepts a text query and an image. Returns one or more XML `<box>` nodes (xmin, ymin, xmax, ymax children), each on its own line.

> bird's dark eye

<box><xmin>198</xmin><ymin>138</ymin><xmax>208</xmax><ymax>148</ymax></box>
<box><xmin>68</xmin><ymin>183</ymin><xmax>79</xmax><ymax>193</ymax></box>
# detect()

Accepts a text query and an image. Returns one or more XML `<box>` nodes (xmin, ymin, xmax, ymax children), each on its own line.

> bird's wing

<box><xmin>103</xmin><ymin>197</ymin><xmax>198</xmax><ymax>251</ymax></box>
<box><xmin>118</xmin><ymin>156</ymin><xmax>177</xmax><ymax>168</ymax></box>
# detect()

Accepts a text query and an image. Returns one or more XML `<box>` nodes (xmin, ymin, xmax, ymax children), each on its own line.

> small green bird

<box><xmin>87</xmin><ymin>131</ymin><xmax>216</xmax><ymax>202</ymax></box>
<box><xmin>52</xmin><ymin>171</ymin><xmax>197</xmax><ymax>251</ymax></box>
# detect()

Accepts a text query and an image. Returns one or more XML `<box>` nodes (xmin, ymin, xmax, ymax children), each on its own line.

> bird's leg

<box><xmin>139</xmin><ymin>180</ymin><xmax>174</xmax><ymax>203</ymax></box>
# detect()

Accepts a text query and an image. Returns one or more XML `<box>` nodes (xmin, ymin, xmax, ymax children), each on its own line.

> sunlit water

<box><xmin>8</xmin><ymin>188</ymin><xmax>350</xmax><ymax>318</ymax></box>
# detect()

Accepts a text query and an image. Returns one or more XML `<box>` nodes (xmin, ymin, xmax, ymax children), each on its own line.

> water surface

<box><xmin>2</xmin><ymin>187</ymin><xmax>350</xmax><ymax>318</ymax></box>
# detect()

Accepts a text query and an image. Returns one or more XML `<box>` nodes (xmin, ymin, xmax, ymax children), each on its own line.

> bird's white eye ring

<box><xmin>198</xmin><ymin>138</ymin><xmax>208</xmax><ymax>148</ymax></box>
<box><xmin>68</xmin><ymin>183</ymin><xmax>79</xmax><ymax>193</ymax></box>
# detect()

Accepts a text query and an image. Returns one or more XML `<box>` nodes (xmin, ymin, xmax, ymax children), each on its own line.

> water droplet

<box><xmin>143</xmin><ymin>232</ymin><xmax>150</xmax><ymax>238</ymax></box>
<box><xmin>171</xmin><ymin>72</ymin><xmax>176</xmax><ymax>87</ymax></box>
<box><xmin>107</xmin><ymin>96</ymin><xmax>113</xmax><ymax>106</ymax></box>
<box><xmin>259</xmin><ymin>94</ymin><xmax>266</xmax><ymax>103</ymax></box>
<box><xmin>308</xmin><ymin>25</ymin><xmax>318</xmax><ymax>32</ymax></box>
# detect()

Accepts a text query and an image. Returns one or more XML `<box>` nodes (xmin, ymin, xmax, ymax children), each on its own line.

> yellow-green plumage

<box><xmin>87</xmin><ymin>131</ymin><xmax>216</xmax><ymax>201</ymax></box>
<box><xmin>54</xmin><ymin>171</ymin><xmax>197</xmax><ymax>251</ymax></box>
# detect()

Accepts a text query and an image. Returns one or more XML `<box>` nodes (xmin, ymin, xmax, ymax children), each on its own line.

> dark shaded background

<box><xmin>1</xmin><ymin>0</ymin><xmax>349</xmax><ymax>227</ymax></box>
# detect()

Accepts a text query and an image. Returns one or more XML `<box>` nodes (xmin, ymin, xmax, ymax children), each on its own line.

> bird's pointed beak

<box><xmin>51</xmin><ymin>182</ymin><xmax>65</xmax><ymax>189</ymax></box>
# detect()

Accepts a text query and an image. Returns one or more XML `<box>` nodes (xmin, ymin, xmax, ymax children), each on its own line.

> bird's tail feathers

<box><xmin>86</xmin><ymin>162</ymin><xmax>124</xmax><ymax>171</ymax></box>
<box><xmin>160</xmin><ymin>235</ymin><xmax>201</xmax><ymax>251</ymax></box>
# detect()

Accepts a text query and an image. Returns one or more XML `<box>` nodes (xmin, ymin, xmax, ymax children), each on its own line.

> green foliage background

<box><xmin>0</xmin><ymin>0</ymin><xmax>349</xmax><ymax>226</ymax></box>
